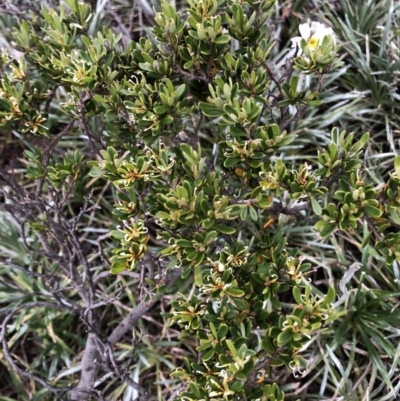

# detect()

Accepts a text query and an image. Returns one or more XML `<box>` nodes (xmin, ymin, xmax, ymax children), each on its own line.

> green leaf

<box><xmin>364</xmin><ymin>205</ymin><xmax>382</xmax><ymax>218</ymax></box>
<box><xmin>270</xmin><ymin>297</ymin><xmax>282</xmax><ymax>310</ymax></box>
<box><xmin>187</xmin><ymin>251</ymin><xmax>200</xmax><ymax>261</ymax></box>
<box><xmin>212</xmin><ymin>224</ymin><xmax>236</xmax><ymax>234</ymax></box>
<box><xmin>183</xmin><ymin>60</ymin><xmax>194</xmax><ymax>69</ymax></box>
<box><xmin>161</xmin><ymin>116</ymin><xmax>174</xmax><ymax>124</ymax></box>
<box><xmin>322</xmin><ymin>286</ymin><xmax>335</xmax><ymax>307</ymax></box>
<box><xmin>389</xmin><ymin>210</ymin><xmax>400</xmax><ymax>225</ymax></box>
<box><xmin>199</xmin><ymin>102</ymin><xmax>224</xmax><ymax>117</ymax></box>
<box><xmin>214</xmin><ymin>35</ymin><xmax>231</xmax><ymax>44</ymax></box>
<box><xmin>361</xmin><ymin>231</ymin><xmax>373</xmax><ymax>248</ymax></box>
<box><xmin>358</xmin><ymin>132</ymin><xmax>370</xmax><ymax>149</ymax></box>
<box><xmin>109</xmin><ymin>230</ymin><xmax>125</xmax><ymax>240</ymax></box>
<box><xmin>188</xmin><ymin>382</ymin><xmax>201</xmax><ymax>397</ymax></box>
<box><xmin>225</xmin><ymin>287</ymin><xmax>245</xmax><ymax>297</ymax></box>
<box><xmin>202</xmin><ymin>347</ymin><xmax>215</xmax><ymax>361</ymax></box>
<box><xmin>210</xmin><ymin>322</ymin><xmax>218</xmax><ymax>338</ymax></box>
<box><xmin>310</xmin><ymin>197</ymin><xmax>322</xmax><ymax>215</ymax></box>
<box><xmin>290</xmin><ymin>75</ymin><xmax>299</xmax><ymax>93</ymax></box>
<box><xmin>277</xmin><ymin>330</ymin><xmax>293</xmax><ymax>346</ymax></box>
<box><xmin>217</xmin><ymin>324</ymin><xmax>229</xmax><ymax>340</ymax></box>
<box><xmin>194</xmin><ymin>264</ymin><xmax>203</xmax><ymax>287</ymax></box>
<box><xmin>224</xmin><ymin>157</ymin><xmax>241</xmax><ymax>168</ymax></box>
<box><xmin>81</xmin><ymin>35</ymin><xmax>91</xmax><ymax>48</ymax></box>
<box><xmin>225</xmin><ymin>339</ymin><xmax>237</xmax><ymax>357</ymax></box>
<box><xmin>110</xmin><ymin>264</ymin><xmax>126</xmax><ymax>274</ymax></box>
<box><xmin>204</xmin><ymin>230</ymin><xmax>218</xmax><ymax>245</ymax></box>
<box><xmin>394</xmin><ymin>155</ymin><xmax>400</xmax><ymax>177</ymax></box>
<box><xmin>261</xmin><ymin>336</ymin><xmax>275</xmax><ymax>353</ymax></box>
<box><xmin>176</xmin><ymin>239</ymin><xmax>193</xmax><ymax>248</ymax></box>
<box><xmin>319</xmin><ymin>222</ymin><xmax>337</xmax><ymax>238</ymax></box>
<box><xmin>249</xmin><ymin>206</ymin><xmax>258</xmax><ymax>221</ymax></box>
<box><xmin>293</xmin><ymin>287</ymin><xmax>302</xmax><ymax>304</ymax></box>
<box><xmin>154</xmin><ymin>105</ymin><xmax>169</xmax><ymax>114</ymax></box>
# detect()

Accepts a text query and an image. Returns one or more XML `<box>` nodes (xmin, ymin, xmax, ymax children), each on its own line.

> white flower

<box><xmin>291</xmin><ymin>21</ymin><xmax>335</xmax><ymax>55</ymax></box>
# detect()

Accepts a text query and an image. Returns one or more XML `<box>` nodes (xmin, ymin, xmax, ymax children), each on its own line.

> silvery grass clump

<box><xmin>0</xmin><ymin>0</ymin><xmax>399</xmax><ymax>400</ymax></box>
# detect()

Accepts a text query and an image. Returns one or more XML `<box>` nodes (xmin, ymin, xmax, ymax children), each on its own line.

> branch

<box><xmin>108</xmin><ymin>282</ymin><xmax>160</xmax><ymax>347</ymax></box>
<box><xmin>265</xmin><ymin>63</ymin><xmax>289</xmax><ymax>126</ymax></box>
<box><xmin>93</xmin><ymin>270</ymin><xmax>139</xmax><ymax>285</ymax></box>
<box><xmin>173</xmin><ymin>65</ymin><xmax>210</xmax><ymax>84</ymax></box>
<box><xmin>364</xmin><ymin>216</ymin><xmax>384</xmax><ymax>241</ymax></box>
<box><xmin>35</xmin><ymin>121</ymin><xmax>74</xmax><ymax>198</ymax></box>
<box><xmin>265</xmin><ymin>63</ymin><xmax>309</xmax><ymax>131</ymax></box>
<box><xmin>70</xmin><ymin>267</ymin><xmax>182</xmax><ymax>400</ymax></box>
<box><xmin>269</xmin><ymin>201</ymin><xmax>314</xmax><ymax>223</ymax></box>
<box><xmin>279</xmin><ymin>105</ymin><xmax>308</xmax><ymax>132</ymax></box>
<box><xmin>0</xmin><ymin>258</ymin><xmax>51</xmax><ymax>279</ymax></box>
<box><xmin>77</xmin><ymin>91</ymin><xmax>104</xmax><ymax>150</ymax></box>
<box><xmin>0</xmin><ymin>258</ymin><xmax>78</xmax><ymax>310</ymax></box>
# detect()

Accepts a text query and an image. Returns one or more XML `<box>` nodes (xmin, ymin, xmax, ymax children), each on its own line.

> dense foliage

<box><xmin>1</xmin><ymin>0</ymin><xmax>400</xmax><ymax>400</ymax></box>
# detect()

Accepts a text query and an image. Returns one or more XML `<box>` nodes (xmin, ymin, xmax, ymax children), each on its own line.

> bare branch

<box><xmin>269</xmin><ymin>201</ymin><xmax>314</xmax><ymax>223</ymax></box>
<box><xmin>71</xmin><ymin>268</ymin><xmax>182</xmax><ymax>400</ymax></box>
<box><xmin>35</xmin><ymin>121</ymin><xmax>74</xmax><ymax>198</ymax></box>
<box><xmin>279</xmin><ymin>105</ymin><xmax>308</xmax><ymax>132</ymax></box>
<box><xmin>174</xmin><ymin>65</ymin><xmax>211</xmax><ymax>84</ymax></box>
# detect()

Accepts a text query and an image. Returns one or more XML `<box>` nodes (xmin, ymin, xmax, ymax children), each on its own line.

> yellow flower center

<box><xmin>307</xmin><ymin>36</ymin><xmax>318</xmax><ymax>49</ymax></box>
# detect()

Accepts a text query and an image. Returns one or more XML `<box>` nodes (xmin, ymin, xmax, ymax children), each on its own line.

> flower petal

<box><xmin>299</xmin><ymin>23</ymin><xmax>311</xmax><ymax>40</ymax></box>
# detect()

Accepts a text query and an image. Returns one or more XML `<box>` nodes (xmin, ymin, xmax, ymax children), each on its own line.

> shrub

<box><xmin>0</xmin><ymin>0</ymin><xmax>399</xmax><ymax>400</ymax></box>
